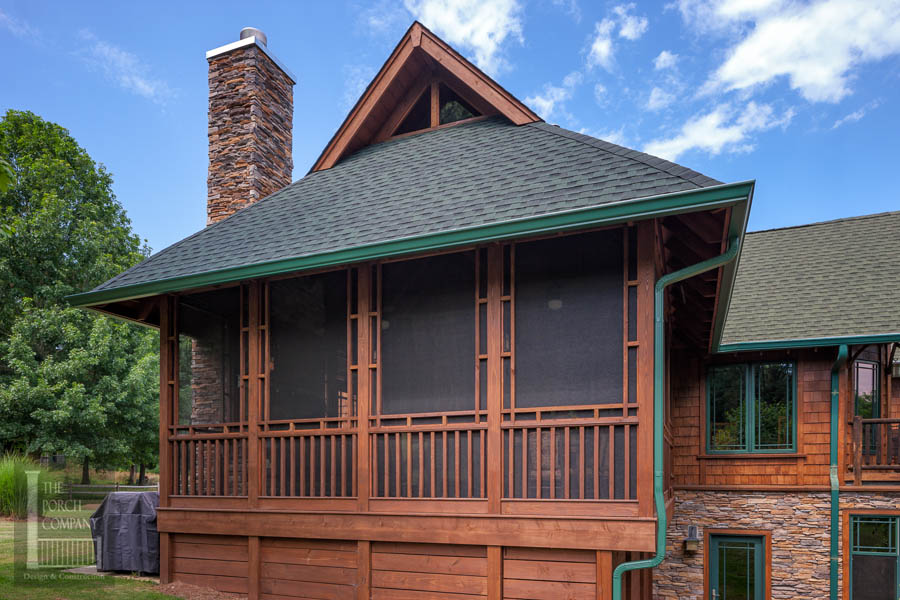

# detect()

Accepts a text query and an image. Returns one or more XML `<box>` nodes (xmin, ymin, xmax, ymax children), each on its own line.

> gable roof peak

<box><xmin>310</xmin><ymin>21</ymin><xmax>541</xmax><ymax>173</ymax></box>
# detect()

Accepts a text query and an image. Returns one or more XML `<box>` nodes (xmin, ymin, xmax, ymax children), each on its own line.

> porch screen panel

<box><xmin>381</xmin><ymin>252</ymin><xmax>476</xmax><ymax>414</ymax></box>
<box><xmin>268</xmin><ymin>271</ymin><xmax>348</xmax><ymax>420</ymax></box>
<box><xmin>514</xmin><ymin>229</ymin><xmax>623</xmax><ymax>408</ymax></box>
<box><xmin>178</xmin><ymin>287</ymin><xmax>242</xmax><ymax>425</ymax></box>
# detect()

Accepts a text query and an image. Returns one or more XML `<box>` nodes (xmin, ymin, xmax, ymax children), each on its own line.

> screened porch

<box><xmin>157</xmin><ymin>225</ymin><xmax>654</xmax><ymax>517</ymax></box>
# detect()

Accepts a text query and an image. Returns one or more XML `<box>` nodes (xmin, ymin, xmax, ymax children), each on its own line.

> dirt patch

<box><xmin>158</xmin><ymin>582</ymin><xmax>245</xmax><ymax>600</ymax></box>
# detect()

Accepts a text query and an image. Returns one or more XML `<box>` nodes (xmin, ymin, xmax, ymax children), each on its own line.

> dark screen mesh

<box><xmin>852</xmin><ymin>555</ymin><xmax>896</xmax><ymax>600</ymax></box>
<box><xmin>178</xmin><ymin>287</ymin><xmax>241</xmax><ymax>425</ymax></box>
<box><xmin>381</xmin><ymin>252</ymin><xmax>476</xmax><ymax>415</ymax></box>
<box><xmin>268</xmin><ymin>271</ymin><xmax>348</xmax><ymax>420</ymax></box>
<box><xmin>515</xmin><ymin>230</ymin><xmax>623</xmax><ymax>408</ymax></box>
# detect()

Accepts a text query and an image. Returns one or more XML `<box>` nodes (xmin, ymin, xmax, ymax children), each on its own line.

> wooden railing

<box><xmin>369</xmin><ymin>413</ymin><xmax>487</xmax><ymax>499</ymax></box>
<box><xmin>260</xmin><ymin>419</ymin><xmax>358</xmax><ymax>498</ymax></box>
<box><xmin>502</xmin><ymin>416</ymin><xmax>637</xmax><ymax>500</ymax></box>
<box><xmin>170</xmin><ymin>424</ymin><xmax>248</xmax><ymax>497</ymax></box>
<box><xmin>851</xmin><ymin>417</ymin><xmax>900</xmax><ymax>485</ymax></box>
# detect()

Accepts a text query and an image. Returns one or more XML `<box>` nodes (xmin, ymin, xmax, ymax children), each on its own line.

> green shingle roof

<box><xmin>79</xmin><ymin>117</ymin><xmax>724</xmax><ymax>302</ymax></box>
<box><xmin>720</xmin><ymin>211</ymin><xmax>900</xmax><ymax>347</ymax></box>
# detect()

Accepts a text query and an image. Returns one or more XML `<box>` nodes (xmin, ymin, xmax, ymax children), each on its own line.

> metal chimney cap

<box><xmin>239</xmin><ymin>27</ymin><xmax>267</xmax><ymax>46</ymax></box>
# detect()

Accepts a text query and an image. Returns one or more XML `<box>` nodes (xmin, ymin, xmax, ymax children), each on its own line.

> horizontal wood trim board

<box><xmin>372</xmin><ymin>571</ymin><xmax>486</xmax><ymax>595</ymax></box>
<box><xmin>158</xmin><ymin>510</ymin><xmax>657</xmax><ymax>552</ymax></box>
<box><xmin>674</xmin><ymin>484</ymin><xmax>830</xmax><ymax>492</ymax></box>
<box><xmin>503</xmin><ymin>578</ymin><xmax>595</xmax><ymax>600</ymax></box>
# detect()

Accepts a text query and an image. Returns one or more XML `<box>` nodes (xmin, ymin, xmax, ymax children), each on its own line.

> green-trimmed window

<box><xmin>707</xmin><ymin>362</ymin><xmax>796</xmax><ymax>453</ymax></box>
<box><xmin>854</xmin><ymin>360</ymin><xmax>880</xmax><ymax>419</ymax></box>
<box><xmin>850</xmin><ymin>515</ymin><xmax>899</xmax><ymax>600</ymax></box>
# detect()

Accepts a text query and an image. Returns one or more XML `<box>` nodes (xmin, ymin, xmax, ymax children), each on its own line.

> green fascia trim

<box><xmin>709</xmin><ymin>184</ymin><xmax>753</xmax><ymax>352</ymax></box>
<box><xmin>718</xmin><ymin>332</ymin><xmax>900</xmax><ymax>353</ymax></box>
<box><xmin>68</xmin><ymin>181</ymin><xmax>754</xmax><ymax>308</ymax></box>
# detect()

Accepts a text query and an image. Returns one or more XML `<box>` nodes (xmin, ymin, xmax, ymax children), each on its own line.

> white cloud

<box><xmin>686</xmin><ymin>0</ymin><xmax>900</xmax><ymax>103</ymax></box>
<box><xmin>654</xmin><ymin>50</ymin><xmax>678</xmax><ymax>70</ymax></box>
<box><xmin>526</xmin><ymin>71</ymin><xmax>583</xmax><ymax>120</ymax></box>
<box><xmin>832</xmin><ymin>100</ymin><xmax>880</xmax><ymax>129</ymax></box>
<box><xmin>552</xmin><ymin>0</ymin><xmax>582</xmax><ymax>23</ymax></box>
<box><xmin>342</xmin><ymin>64</ymin><xmax>378</xmax><ymax>111</ymax></box>
<box><xmin>79</xmin><ymin>30</ymin><xmax>174</xmax><ymax>105</ymax></box>
<box><xmin>404</xmin><ymin>0</ymin><xmax>524</xmax><ymax>75</ymax></box>
<box><xmin>644</xmin><ymin>101</ymin><xmax>794</xmax><ymax>160</ymax></box>
<box><xmin>594</xmin><ymin>83</ymin><xmax>607</xmax><ymax>103</ymax></box>
<box><xmin>587</xmin><ymin>4</ymin><xmax>649</xmax><ymax>70</ymax></box>
<box><xmin>0</xmin><ymin>9</ymin><xmax>39</xmax><ymax>40</ymax></box>
<box><xmin>581</xmin><ymin>126</ymin><xmax>627</xmax><ymax>145</ymax></box>
<box><xmin>359</xmin><ymin>1</ymin><xmax>409</xmax><ymax>34</ymax></box>
<box><xmin>587</xmin><ymin>19</ymin><xmax>616</xmax><ymax>70</ymax></box>
<box><xmin>613</xmin><ymin>4</ymin><xmax>649</xmax><ymax>40</ymax></box>
<box><xmin>646</xmin><ymin>87</ymin><xmax>676</xmax><ymax>111</ymax></box>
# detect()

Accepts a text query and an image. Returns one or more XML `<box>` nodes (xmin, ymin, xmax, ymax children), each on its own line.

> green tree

<box><xmin>0</xmin><ymin>110</ymin><xmax>157</xmax><ymax>483</ymax></box>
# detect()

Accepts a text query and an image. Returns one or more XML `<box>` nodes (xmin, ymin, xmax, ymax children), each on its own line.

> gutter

<box><xmin>612</xmin><ymin>235</ymin><xmax>742</xmax><ymax>600</ymax></box>
<box><xmin>718</xmin><ymin>333</ymin><xmax>900</xmax><ymax>353</ymax></box>
<box><xmin>830</xmin><ymin>344</ymin><xmax>848</xmax><ymax>600</ymax></box>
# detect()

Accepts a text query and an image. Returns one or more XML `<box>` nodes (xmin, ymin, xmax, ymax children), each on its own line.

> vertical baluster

<box><xmin>442</xmin><ymin>431</ymin><xmax>448</xmax><ymax>498</ymax></box>
<box><xmin>564</xmin><ymin>428</ymin><xmax>571</xmax><ymax>499</ymax></box>
<box><xmin>382</xmin><ymin>433</ymin><xmax>389</xmax><ymax>498</ymax></box>
<box><xmin>593</xmin><ymin>425</ymin><xmax>599</xmax><ymax>500</ymax></box>
<box><xmin>419</xmin><ymin>431</ymin><xmax>424</xmax><ymax>498</ymax></box>
<box><xmin>550</xmin><ymin>428</ymin><xmax>556</xmax><ymax>500</ymax></box>
<box><xmin>242</xmin><ymin>438</ymin><xmax>248</xmax><ymax>496</ymax></box>
<box><xmin>189</xmin><ymin>440</ymin><xmax>196</xmax><ymax>496</ymax></box>
<box><xmin>455</xmin><ymin>430</ymin><xmax>461</xmax><ymax>498</ymax></box>
<box><xmin>320</xmin><ymin>435</ymin><xmax>326</xmax><ymax>497</ymax></box>
<box><xmin>608</xmin><ymin>425</ymin><xmax>615</xmax><ymax>499</ymax></box>
<box><xmin>507</xmin><ymin>428</ymin><xmax>514</xmax><ymax>498</ymax></box>
<box><xmin>207</xmin><ymin>440</ymin><xmax>213</xmax><ymax>496</ymax></box>
<box><xmin>430</xmin><ymin>431</ymin><xmax>436</xmax><ymax>498</ymax></box>
<box><xmin>331</xmin><ymin>435</ymin><xmax>337</xmax><ymax>497</ymax></box>
<box><xmin>536</xmin><ymin>428</ymin><xmax>542</xmax><ymax>499</ymax></box>
<box><xmin>216</xmin><ymin>439</ymin><xmax>222</xmax><ymax>496</ymax></box>
<box><xmin>521</xmin><ymin>428</ymin><xmax>528</xmax><ymax>499</ymax></box>
<box><xmin>467</xmin><ymin>429</ymin><xmax>473</xmax><ymax>498</ymax></box>
<box><xmin>394</xmin><ymin>433</ymin><xmax>401</xmax><ymax>497</ymax></box>
<box><xmin>290</xmin><ymin>436</ymin><xmax>296</xmax><ymax>496</ymax></box>
<box><xmin>479</xmin><ymin>430</ymin><xmax>485</xmax><ymax>498</ymax></box>
<box><xmin>579</xmin><ymin>426</ymin><xmax>585</xmax><ymax>500</ymax></box>
<box><xmin>310</xmin><ymin>435</ymin><xmax>317</xmax><ymax>496</ymax></box>
<box><xmin>407</xmin><ymin>431</ymin><xmax>413</xmax><ymax>498</ymax></box>
<box><xmin>341</xmin><ymin>435</ymin><xmax>347</xmax><ymax>497</ymax></box>
<box><xmin>300</xmin><ymin>435</ymin><xmax>307</xmax><ymax>496</ymax></box>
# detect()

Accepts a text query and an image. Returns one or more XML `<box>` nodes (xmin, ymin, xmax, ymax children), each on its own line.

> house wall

<box><xmin>670</xmin><ymin>348</ymin><xmax>835</xmax><ymax>488</ymax></box>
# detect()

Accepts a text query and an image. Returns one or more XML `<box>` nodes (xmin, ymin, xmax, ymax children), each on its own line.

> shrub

<box><xmin>0</xmin><ymin>453</ymin><xmax>55</xmax><ymax>518</ymax></box>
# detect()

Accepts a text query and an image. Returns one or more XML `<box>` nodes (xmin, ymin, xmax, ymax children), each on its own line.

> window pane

<box><xmin>381</xmin><ymin>252</ymin><xmax>476</xmax><ymax>414</ymax></box>
<box><xmin>394</xmin><ymin>90</ymin><xmax>431</xmax><ymax>136</ymax></box>
<box><xmin>268</xmin><ymin>271</ymin><xmax>348</xmax><ymax>420</ymax></box>
<box><xmin>514</xmin><ymin>230</ymin><xmax>623</xmax><ymax>408</ymax></box>
<box><xmin>853</xmin><ymin>516</ymin><xmax>896</xmax><ymax>553</ymax></box>
<box><xmin>438</xmin><ymin>83</ymin><xmax>477</xmax><ymax>125</ymax></box>
<box><xmin>717</xmin><ymin>540</ymin><xmax>758</xmax><ymax>600</ymax></box>
<box><xmin>754</xmin><ymin>362</ymin><xmax>794</xmax><ymax>451</ymax></box>
<box><xmin>708</xmin><ymin>365</ymin><xmax>746</xmax><ymax>451</ymax></box>
<box><xmin>178</xmin><ymin>287</ymin><xmax>241</xmax><ymax>425</ymax></box>
<box><xmin>855</xmin><ymin>361</ymin><xmax>879</xmax><ymax>418</ymax></box>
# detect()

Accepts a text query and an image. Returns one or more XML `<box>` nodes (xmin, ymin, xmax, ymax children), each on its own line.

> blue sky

<box><xmin>2</xmin><ymin>0</ymin><xmax>898</xmax><ymax>254</ymax></box>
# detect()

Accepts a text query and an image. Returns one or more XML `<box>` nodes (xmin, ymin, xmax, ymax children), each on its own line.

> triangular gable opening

<box><xmin>311</xmin><ymin>21</ymin><xmax>541</xmax><ymax>173</ymax></box>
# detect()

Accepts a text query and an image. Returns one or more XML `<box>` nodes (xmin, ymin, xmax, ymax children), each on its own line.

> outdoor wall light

<box><xmin>683</xmin><ymin>525</ymin><xmax>700</xmax><ymax>553</ymax></box>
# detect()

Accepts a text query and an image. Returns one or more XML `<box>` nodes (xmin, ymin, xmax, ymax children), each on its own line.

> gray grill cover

<box><xmin>89</xmin><ymin>491</ymin><xmax>159</xmax><ymax>574</ymax></box>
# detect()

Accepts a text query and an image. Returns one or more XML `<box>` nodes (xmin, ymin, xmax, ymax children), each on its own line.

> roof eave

<box><xmin>717</xmin><ymin>333</ymin><xmax>900</xmax><ymax>353</ymax></box>
<box><xmin>68</xmin><ymin>180</ymin><xmax>754</xmax><ymax>309</ymax></box>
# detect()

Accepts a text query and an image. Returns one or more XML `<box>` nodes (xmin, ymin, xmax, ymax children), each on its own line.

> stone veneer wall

<box><xmin>655</xmin><ymin>490</ymin><xmax>833</xmax><ymax>600</ymax></box>
<box><xmin>207</xmin><ymin>44</ymin><xmax>293</xmax><ymax>225</ymax></box>
<box><xmin>655</xmin><ymin>490</ymin><xmax>900</xmax><ymax>599</ymax></box>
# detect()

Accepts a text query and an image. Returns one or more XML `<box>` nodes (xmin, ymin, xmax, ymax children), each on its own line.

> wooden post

<box><xmin>248</xmin><ymin>536</ymin><xmax>260</xmax><ymax>600</ymax></box>
<box><xmin>487</xmin><ymin>245</ymin><xmax>503</xmax><ymax>513</ymax></box>
<box><xmin>248</xmin><ymin>281</ymin><xmax>260</xmax><ymax>508</ymax></box>
<box><xmin>357</xmin><ymin>267</ymin><xmax>371</xmax><ymax>511</ymax></box>
<box><xmin>357</xmin><ymin>540</ymin><xmax>371</xmax><ymax>600</ymax></box>
<box><xmin>853</xmin><ymin>415</ymin><xmax>862</xmax><ymax>486</ymax></box>
<box><xmin>158</xmin><ymin>296</ymin><xmax>172</xmax><ymax>585</ymax></box>
<box><xmin>597</xmin><ymin>550</ymin><xmax>613</xmax><ymax>599</ymax></box>
<box><xmin>488</xmin><ymin>545</ymin><xmax>502</xmax><ymax>600</ymax></box>
<box><xmin>636</xmin><ymin>221</ymin><xmax>655</xmax><ymax>516</ymax></box>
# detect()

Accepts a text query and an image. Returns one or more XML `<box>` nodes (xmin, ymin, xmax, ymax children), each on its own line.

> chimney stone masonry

<box><xmin>206</xmin><ymin>28</ymin><xmax>295</xmax><ymax>225</ymax></box>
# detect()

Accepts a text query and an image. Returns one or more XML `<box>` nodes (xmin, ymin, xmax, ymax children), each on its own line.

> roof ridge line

<box><xmin>747</xmin><ymin>209</ymin><xmax>900</xmax><ymax>235</ymax></box>
<box><xmin>527</xmin><ymin>122</ymin><xmax>721</xmax><ymax>188</ymax></box>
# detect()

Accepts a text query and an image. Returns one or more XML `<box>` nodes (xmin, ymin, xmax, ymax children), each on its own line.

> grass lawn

<box><xmin>0</xmin><ymin>516</ymin><xmax>173</xmax><ymax>600</ymax></box>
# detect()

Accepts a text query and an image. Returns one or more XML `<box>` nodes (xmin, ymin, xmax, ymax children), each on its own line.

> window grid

<box><xmin>706</xmin><ymin>362</ymin><xmax>796</xmax><ymax>454</ymax></box>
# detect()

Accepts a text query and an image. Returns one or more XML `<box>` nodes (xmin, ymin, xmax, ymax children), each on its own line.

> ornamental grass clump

<box><xmin>0</xmin><ymin>453</ymin><xmax>51</xmax><ymax>519</ymax></box>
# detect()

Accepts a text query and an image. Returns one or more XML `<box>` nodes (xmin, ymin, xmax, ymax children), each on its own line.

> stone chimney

<box><xmin>206</xmin><ymin>27</ymin><xmax>295</xmax><ymax>225</ymax></box>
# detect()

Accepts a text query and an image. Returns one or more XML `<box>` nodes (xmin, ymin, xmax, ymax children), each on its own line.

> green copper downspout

<box><xmin>830</xmin><ymin>344</ymin><xmax>849</xmax><ymax>600</ymax></box>
<box><xmin>612</xmin><ymin>235</ymin><xmax>741</xmax><ymax>600</ymax></box>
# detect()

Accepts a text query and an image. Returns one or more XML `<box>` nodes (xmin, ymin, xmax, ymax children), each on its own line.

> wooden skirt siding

<box><xmin>164</xmin><ymin>534</ymin><xmax>652</xmax><ymax>599</ymax></box>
